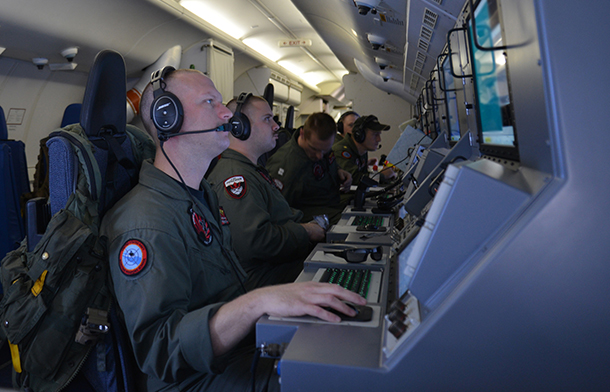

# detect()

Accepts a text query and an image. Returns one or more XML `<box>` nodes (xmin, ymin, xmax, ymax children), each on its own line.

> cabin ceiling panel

<box><xmin>404</xmin><ymin>0</ymin><xmax>463</xmax><ymax>96</ymax></box>
<box><xmin>0</xmin><ymin>0</ymin><xmax>214</xmax><ymax>75</ymax></box>
<box><xmin>292</xmin><ymin>0</ymin><xmax>408</xmax><ymax>94</ymax></box>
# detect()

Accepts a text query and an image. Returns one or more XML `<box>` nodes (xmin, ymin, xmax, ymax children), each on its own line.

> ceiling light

<box><xmin>181</xmin><ymin>0</ymin><xmax>247</xmax><ymax>39</ymax></box>
<box><xmin>278</xmin><ymin>60</ymin><xmax>306</xmax><ymax>76</ymax></box>
<box><xmin>243</xmin><ymin>38</ymin><xmax>283</xmax><ymax>62</ymax></box>
<box><xmin>302</xmin><ymin>71</ymin><xmax>331</xmax><ymax>86</ymax></box>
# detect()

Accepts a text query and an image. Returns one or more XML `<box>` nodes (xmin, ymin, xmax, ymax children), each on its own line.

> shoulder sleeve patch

<box><xmin>224</xmin><ymin>175</ymin><xmax>247</xmax><ymax>199</ymax></box>
<box><xmin>341</xmin><ymin>151</ymin><xmax>351</xmax><ymax>159</ymax></box>
<box><xmin>119</xmin><ymin>239</ymin><xmax>148</xmax><ymax>276</ymax></box>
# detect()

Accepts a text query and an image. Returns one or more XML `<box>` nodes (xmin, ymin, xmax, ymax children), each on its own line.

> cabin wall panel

<box><xmin>0</xmin><ymin>57</ymin><xmax>88</xmax><ymax>179</ymax></box>
<box><xmin>343</xmin><ymin>73</ymin><xmax>415</xmax><ymax>161</ymax></box>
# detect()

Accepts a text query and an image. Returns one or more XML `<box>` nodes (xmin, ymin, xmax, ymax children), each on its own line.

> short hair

<box><xmin>303</xmin><ymin>112</ymin><xmax>336</xmax><ymax>141</ymax></box>
<box><xmin>337</xmin><ymin>111</ymin><xmax>360</xmax><ymax>135</ymax></box>
<box><xmin>226</xmin><ymin>95</ymin><xmax>268</xmax><ymax>116</ymax></box>
<box><xmin>139</xmin><ymin>68</ymin><xmax>202</xmax><ymax>141</ymax></box>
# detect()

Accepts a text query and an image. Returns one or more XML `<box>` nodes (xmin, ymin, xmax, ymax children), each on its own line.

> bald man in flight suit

<box><xmin>207</xmin><ymin>94</ymin><xmax>325</xmax><ymax>289</ymax></box>
<box><xmin>101</xmin><ymin>68</ymin><xmax>365</xmax><ymax>392</ymax></box>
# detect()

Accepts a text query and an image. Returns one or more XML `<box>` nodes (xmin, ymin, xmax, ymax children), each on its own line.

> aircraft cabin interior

<box><xmin>0</xmin><ymin>0</ymin><xmax>609</xmax><ymax>391</ymax></box>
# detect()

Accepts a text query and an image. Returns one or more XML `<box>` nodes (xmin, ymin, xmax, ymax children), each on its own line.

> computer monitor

<box><xmin>469</xmin><ymin>0</ymin><xmax>519</xmax><ymax>161</ymax></box>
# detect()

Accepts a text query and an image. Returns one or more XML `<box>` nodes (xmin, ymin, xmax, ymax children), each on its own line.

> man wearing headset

<box><xmin>101</xmin><ymin>68</ymin><xmax>365</xmax><ymax>392</ymax></box>
<box><xmin>207</xmin><ymin>94</ymin><xmax>325</xmax><ymax>289</ymax></box>
<box><xmin>266</xmin><ymin>112</ymin><xmax>353</xmax><ymax>225</ymax></box>
<box><xmin>334</xmin><ymin>110</ymin><xmax>360</xmax><ymax>144</ymax></box>
<box><xmin>333</xmin><ymin>114</ymin><xmax>397</xmax><ymax>186</ymax></box>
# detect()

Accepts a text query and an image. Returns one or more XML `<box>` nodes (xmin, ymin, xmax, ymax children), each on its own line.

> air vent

<box><xmin>416</xmin><ymin>51</ymin><xmax>427</xmax><ymax>62</ymax></box>
<box><xmin>410</xmin><ymin>74</ymin><xmax>420</xmax><ymax>90</ymax></box>
<box><xmin>432</xmin><ymin>0</ymin><xmax>443</xmax><ymax>5</ymax></box>
<box><xmin>418</xmin><ymin>39</ymin><xmax>429</xmax><ymax>52</ymax></box>
<box><xmin>420</xmin><ymin>25</ymin><xmax>434</xmax><ymax>42</ymax></box>
<box><xmin>423</xmin><ymin>8</ymin><xmax>439</xmax><ymax>29</ymax></box>
<box><xmin>414</xmin><ymin>59</ymin><xmax>425</xmax><ymax>71</ymax></box>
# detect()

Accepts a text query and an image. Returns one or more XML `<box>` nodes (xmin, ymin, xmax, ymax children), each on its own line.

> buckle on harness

<box><xmin>75</xmin><ymin>308</ymin><xmax>110</xmax><ymax>345</ymax></box>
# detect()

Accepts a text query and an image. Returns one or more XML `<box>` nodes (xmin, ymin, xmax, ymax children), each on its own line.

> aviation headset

<box><xmin>150</xmin><ymin>66</ymin><xmax>183</xmax><ymax>141</ymax></box>
<box><xmin>228</xmin><ymin>92</ymin><xmax>253</xmax><ymax>140</ymax></box>
<box><xmin>150</xmin><ymin>66</ymin><xmax>249</xmax><ymax>142</ymax></box>
<box><xmin>353</xmin><ymin>114</ymin><xmax>373</xmax><ymax>144</ymax></box>
<box><xmin>337</xmin><ymin>110</ymin><xmax>359</xmax><ymax>135</ymax></box>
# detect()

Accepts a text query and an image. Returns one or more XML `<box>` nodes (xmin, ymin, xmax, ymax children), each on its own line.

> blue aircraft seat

<box><xmin>60</xmin><ymin>103</ymin><xmax>82</xmax><ymax>127</ymax></box>
<box><xmin>0</xmin><ymin>106</ymin><xmax>30</xmax><ymax>261</ymax></box>
<box><xmin>35</xmin><ymin>50</ymin><xmax>145</xmax><ymax>392</ymax></box>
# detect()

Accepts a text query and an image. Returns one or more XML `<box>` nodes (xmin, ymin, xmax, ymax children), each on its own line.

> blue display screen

<box><xmin>470</xmin><ymin>0</ymin><xmax>517</xmax><ymax>150</ymax></box>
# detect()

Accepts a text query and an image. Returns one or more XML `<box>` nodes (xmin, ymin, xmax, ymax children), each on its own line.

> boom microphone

<box><xmin>160</xmin><ymin>123</ymin><xmax>231</xmax><ymax>141</ymax></box>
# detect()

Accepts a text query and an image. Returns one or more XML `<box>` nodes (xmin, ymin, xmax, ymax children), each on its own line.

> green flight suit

<box><xmin>101</xmin><ymin>160</ymin><xmax>278</xmax><ymax>392</ymax></box>
<box><xmin>207</xmin><ymin>149</ymin><xmax>310</xmax><ymax>288</ymax></box>
<box><xmin>333</xmin><ymin>131</ymin><xmax>344</xmax><ymax>145</ymax></box>
<box><xmin>333</xmin><ymin>133</ymin><xmax>369</xmax><ymax>186</ymax></box>
<box><xmin>266</xmin><ymin>131</ymin><xmax>346</xmax><ymax>225</ymax></box>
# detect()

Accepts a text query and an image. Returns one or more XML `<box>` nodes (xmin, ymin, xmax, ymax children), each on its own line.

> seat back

<box><xmin>0</xmin><ymin>106</ymin><xmax>30</xmax><ymax>261</ymax></box>
<box><xmin>48</xmin><ymin>51</ymin><xmax>141</xmax><ymax>219</ymax></box>
<box><xmin>61</xmin><ymin>103</ymin><xmax>82</xmax><ymax>127</ymax></box>
<box><xmin>44</xmin><ymin>50</ymin><xmax>150</xmax><ymax>392</ymax></box>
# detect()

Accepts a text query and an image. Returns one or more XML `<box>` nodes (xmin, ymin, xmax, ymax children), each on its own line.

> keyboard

<box><xmin>351</xmin><ymin>215</ymin><xmax>384</xmax><ymax>227</ymax></box>
<box><xmin>320</xmin><ymin>268</ymin><xmax>372</xmax><ymax>298</ymax></box>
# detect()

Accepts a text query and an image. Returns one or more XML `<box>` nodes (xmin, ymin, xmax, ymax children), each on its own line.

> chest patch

<box><xmin>313</xmin><ymin>163</ymin><xmax>325</xmax><ymax>180</ymax></box>
<box><xmin>341</xmin><ymin>151</ymin><xmax>351</xmax><ymax>159</ymax></box>
<box><xmin>224</xmin><ymin>175</ymin><xmax>247</xmax><ymax>199</ymax></box>
<box><xmin>119</xmin><ymin>240</ymin><xmax>147</xmax><ymax>276</ymax></box>
<box><xmin>278</xmin><ymin>168</ymin><xmax>285</xmax><ymax>176</ymax></box>
<box><xmin>328</xmin><ymin>151</ymin><xmax>335</xmax><ymax>164</ymax></box>
<box><xmin>191</xmin><ymin>209</ymin><xmax>213</xmax><ymax>246</ymax></box>
<box><xmin>219</xmin><ymin>206</ymin><xmax>230</xmax><ymax>225</ymax></box>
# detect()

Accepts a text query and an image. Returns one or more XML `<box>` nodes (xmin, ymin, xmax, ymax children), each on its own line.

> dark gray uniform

<box><xmin>208</xmin><ymin>149</ymin><xmax>310</xmax><ymax>288</ymax></box>
<box><xmin>332</xmin><ymin>134</ymin><xmax>369</xmax><ymax>185</ymax></box>
<box><xmin>265</xmin><ymin>131</ymin><xmax>346</xmax><ymax>225</ymax></box>
<box><xmin>101</xmin><ymin>160</ymin><xmax>278</xmax><ymax>392</ymax></box>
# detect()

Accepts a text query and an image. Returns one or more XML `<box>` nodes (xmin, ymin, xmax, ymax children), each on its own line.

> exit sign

<box><xmin>279</xmin><ymin>39</ymin><xmax>312</xmax><ymax>47</ymax></box>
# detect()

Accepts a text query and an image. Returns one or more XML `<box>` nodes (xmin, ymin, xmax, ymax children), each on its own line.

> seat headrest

<box><xmin>0</xmin><ymin>106</ymin><xmax>7</xmax><ymax>140</ymax></box>
<box><xmin>80</xmin><ymin>50</ymin><xmax>126</xmax><ymax>137</ymax></box>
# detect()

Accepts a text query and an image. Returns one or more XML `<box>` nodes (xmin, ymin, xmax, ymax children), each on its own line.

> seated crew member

<box><xmin>334</xmin><ymin>110</ymin><xmax>359</xmax><ymax>144</ymax></box>
<box><xmin>333</xmin><ymin>114</ymin><xmax>397</xmax><ymax>186</ymax></box>
<box><xmin>207</xmin><ymin>94</ymin><xmax>325</xmax><ymax>289</ymax></box>
<box><xmin>101</xmin><ymin>68</ymin><xmax>365</xmax><ymax>392</ymax></box>
<box><xmin>265</xmin><ymin>112</ymin><xmax>353</xmax><ymax>225</ymax></box>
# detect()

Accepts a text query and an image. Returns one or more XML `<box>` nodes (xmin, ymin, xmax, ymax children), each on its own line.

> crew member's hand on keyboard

<box><xmin>255</xmin><ymin>281</ymin><xmax>367</xmax><ymax>323</ymax></box>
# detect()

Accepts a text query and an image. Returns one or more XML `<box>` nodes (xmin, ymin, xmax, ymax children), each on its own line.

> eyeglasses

<box><xmin>324</xmin><ymin>246</ymin><xmax>383</xmax><ymax>263</ymax></box>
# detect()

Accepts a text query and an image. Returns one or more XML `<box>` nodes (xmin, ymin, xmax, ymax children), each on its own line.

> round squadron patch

<box><xmin>119</xmin><ymin>240</ymin><xmax>147</xmax><ymax>276</ymax></box>
<box><xmin>224</xmin><ymin>175</ymin><xmax>247</xmax><ymax>199</ymax></box>
<box><xmin>341</xmin><ymin>151</ymin><xmax>351</xmax><ymax>159</ymax></box>
<box><xmin>192</xmin><ymin>210</ymin><xmax>213</xmax><ymax>245</ymax></box>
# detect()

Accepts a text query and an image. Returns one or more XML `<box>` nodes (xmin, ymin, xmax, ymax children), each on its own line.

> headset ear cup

<box><xmin>354</xmin><ymin>124</ymin><xmax>365</xmax><ymax>143</ymax></box>
<box><xmin>229</xmin><ymin>92</ymin><xmax>252</xmax><ymax>140</ymax></box>
<box><xmin>151</xmin><ymin>91</ymin><xmax>183</xmax><ymax>140</ymax></box>
<box><xmin>337</xmin><ymin>120</ymin><xmax>344</xmax><ymax>135</ymax></box>
<box><xmin>229</xmin><ymin>112</ymin><xmax>251</xmax><ymax>140</ymax></box>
